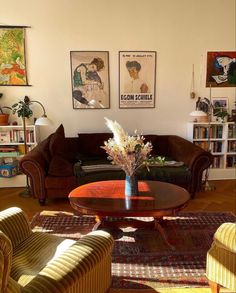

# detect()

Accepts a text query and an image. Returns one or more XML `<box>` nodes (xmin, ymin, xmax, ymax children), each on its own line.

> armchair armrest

<box><xmin>0</xmin><ymin>208</ymin><xmax>32</xmax><ymax>249</ymax></box>
<box><xmin>0</xmin><ymin>232</ymin><xmax>12</xmax><ymax>293</ymax></box>
<box><xmin>22</xmin><ymin>230</ymin><xmax>114</xmax><ymax>293</ymax></box>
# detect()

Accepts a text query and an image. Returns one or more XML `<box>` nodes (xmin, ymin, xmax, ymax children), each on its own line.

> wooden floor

<box><xmin>0</xmin><ymin>179</ymin><xmax>235</xmax><ymax>293</ymax></box>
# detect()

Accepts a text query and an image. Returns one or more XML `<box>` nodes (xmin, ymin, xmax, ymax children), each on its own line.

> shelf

<box><xmin>0</xmin><ymin>142</ymin><xmax>35</xmax><ymax>145</ymax></box>
<box><xmin>0</xmin><ymin>125</ymin><xmax>35</xmax><ymax>128</ymax></box>
<box><xmin>193</xmin><ymin>138</ymin><xmax>225</xmax><ymax>142</ymax></box>
<box><xmin>187</xmin><ymin>122</ymin><xmax>235</xmax><ymax>179</ymax></box>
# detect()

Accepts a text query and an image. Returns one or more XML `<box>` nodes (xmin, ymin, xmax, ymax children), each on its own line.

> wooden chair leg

<box><xmin>209</xmin><ymin>280</ymin><xmax>220</xmax><ymax>293</ymax></box>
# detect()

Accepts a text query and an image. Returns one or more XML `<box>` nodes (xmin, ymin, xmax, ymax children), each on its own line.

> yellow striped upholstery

<box><xmin>0</xmin><ymin>232</ymin><xmax>12</xmax><ymax>293</ymax></box>
<box><xmin>0</xmin><ymin>207</ymin><xmax>113</xmax><ymax>293</ymax></box>
<box><xmin>206</xmin><ymin>222</ymin><xmax>236</xmax><ymax>291</ymax></box>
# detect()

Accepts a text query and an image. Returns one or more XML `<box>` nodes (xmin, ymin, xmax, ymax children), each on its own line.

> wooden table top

<box><xmin>69</xmin><ymin>180</ymin><xmax>190</xmax><ymax>217</ymax></box>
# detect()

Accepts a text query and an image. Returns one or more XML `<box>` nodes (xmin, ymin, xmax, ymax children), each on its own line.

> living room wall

<box><xmin>1</xmin><ymin>0</ymin><xmax>235</xmax><ymax>139</ymax></box>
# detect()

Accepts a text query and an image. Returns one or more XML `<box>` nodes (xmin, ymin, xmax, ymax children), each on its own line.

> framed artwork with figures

<box><xmin>70</xmin><ymin>51</ymin><xmax>110</xmax><ymax>109</ymax></box>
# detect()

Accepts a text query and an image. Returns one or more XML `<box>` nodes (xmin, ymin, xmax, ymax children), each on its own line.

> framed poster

<box><xmin>70</xmin><ymin>51</ymin><xmax>110</xmax><ymax>109</ymax></box>
<box><xmin>206</xmin><ymin>51</ymin><xmax>236</xmax><ymax>87</ymax></box>
<box><xmin>0</xmin><ymin>26</ymin><xmax>28</xmax><ymax>86</ymax></box>
<box><xmin>119</xmin><ymin>51</ymin><xmax>156</xmax><ymax>108</ymax></box>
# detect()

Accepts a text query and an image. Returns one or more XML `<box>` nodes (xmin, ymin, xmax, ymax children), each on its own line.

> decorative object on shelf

<box><xmin>70</xmin><ymin>51</ymin><xmax>110</xmax><ymax>109</ymax></box>
<box><xmin>119</xmin><ymin>51</ymin><xmax>156</xmax><ymax>108</ymax></box>
<box><xmin>190</xmin><ymin>96</ymin><xmax>213</xmax><ymax>122</ymax></box>
<box><xmin>102</xmin><ymin>118</ymin><xmax>152</xmax><ymax>196</ymax></box>
<box><xmin>0</xmin><ymin>93</ymin><xmax>12</xmax><ymax>125</ymax></box>
<box><xmin>0</xmin><ymin>25</ymin><xmax>31</xmax><ymax>86</ymax></box>
<box><xmin>12</xmin><ymin>96</ymin><xmax>51</xmax><ymax>197</ymax></box>
<box><xmin>206</xmin><ymin>51</ymin><xmax>236</xmax><ymax>87</ymax></box>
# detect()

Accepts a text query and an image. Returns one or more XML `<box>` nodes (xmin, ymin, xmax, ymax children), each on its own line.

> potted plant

<box><xmin>214</xmin><ymin>109</ymin><xmax>229</xmax><ymax>122</ymax></box>
<box><xmin>12</xmin><ymin>96</ymin><xmax>33</xmax><ymax>124</ymax></box>
<box><xmin>0</xmin><ymin>93</ymin><xmax>12</xmax><ymax>125</ymax></box>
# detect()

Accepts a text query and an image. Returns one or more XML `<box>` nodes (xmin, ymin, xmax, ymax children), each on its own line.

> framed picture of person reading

<box><xmin>70</xmin><ymin>51</ymin><xmax>110</xmax><ymax>109</ymax></box>
<box><xmin>119</xmin><ymin>51</ymin><xmax>156</xmax><ymax>108</ymax></box>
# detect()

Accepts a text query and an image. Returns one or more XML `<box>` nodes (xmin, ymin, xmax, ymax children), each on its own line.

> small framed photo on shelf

<box><xmin>70</xmin><ymin>51</ymin><xmax>110</xmax><ymax>109</ymax></box>
<box><xmin>212</xmin><ymin>97</ymin><xmax>228</xmax><ymax>109</ymax></box>
<box><xmin>119</xmin><ymin>51</ymin><xmax>156</xmax><ymax>108</ymax></box>
<box><xmin>212</xmin><ymin>97</ymin><xmax>229</xmax><ymax>118</ymax></box>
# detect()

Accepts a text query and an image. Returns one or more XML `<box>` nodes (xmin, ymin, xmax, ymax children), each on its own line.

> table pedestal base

<box><xmin>93</xmin><ymin>216</ymin><xmax>175</xmax><ymax>250</ymax></box>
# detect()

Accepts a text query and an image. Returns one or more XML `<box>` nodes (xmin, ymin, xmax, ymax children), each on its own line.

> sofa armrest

<box><xmin>22</xmin><ymin>230</ymin><xmax>114</xmax><ymax>293</ymax></box>
<box><xmin>19</xmin><ymin>150</ymin><xmax>48</xmax><ymax>202</ymax></box>
<box><xmin>0</xmin><ymin>208</ymin><xmax>32</xmax><ymax>249</ymax></box>
<box><xmin>0</xmin><ymin>232</ymin><xmax>13</xmax><ymax>293</ymax></box>
<box><xmin>168</xmin><ymin>136</ymin><xmax>213</xmax><ymax>194</ymax></box>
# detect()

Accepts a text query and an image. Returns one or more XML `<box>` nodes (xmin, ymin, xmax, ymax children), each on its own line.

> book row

<box><xmin>0</xmin><ymin>130</ymin><xmax>35</xmax><ymax>144</ymax></box>
<box><xmin>193</xmin><ymin>125</ymin><xmax>223</xmax><ymax>139</ymax></box>
<box><xmin>194</xmin><ymin>141</ymin><xmax>223</xmax><ymax>153</ymax></box>
<box><xmin>228</xmin><ymin>124</ymin><xmax>236</xmax><ymax>139</ymax></box>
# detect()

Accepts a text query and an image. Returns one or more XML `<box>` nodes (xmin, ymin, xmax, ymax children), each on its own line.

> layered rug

<box><xmin>31</xmin><ymin>211</ymin><xmax>236</xmax><ymax>291</ymax></box>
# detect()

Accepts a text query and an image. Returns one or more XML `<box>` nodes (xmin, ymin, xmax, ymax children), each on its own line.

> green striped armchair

<box><xmin>206</xmin><ymin>222</ymin><xmax>236</xmax><ymax>293</ymax></box>
<box><xmin>0</xmin><ymin>207</ymin><xmax>114</xmax><ymax>293</ymax></box>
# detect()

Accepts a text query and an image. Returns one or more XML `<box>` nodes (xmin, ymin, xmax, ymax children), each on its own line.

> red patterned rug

<box><xmin>31</xmin><ymin>211</ymin><xmax>236</xmax><ymax>290</ymax></box>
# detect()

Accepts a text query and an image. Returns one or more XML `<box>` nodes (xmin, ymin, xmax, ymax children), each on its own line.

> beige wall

<box><xmin>1</xmin><ymin>0</ymin><xmax>235</xmax><ymax>139</ymax></box>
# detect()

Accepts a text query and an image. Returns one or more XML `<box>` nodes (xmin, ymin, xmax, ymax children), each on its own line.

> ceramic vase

<box><xmin>125</xmin><ymin>174</ymin><xmax>139</xmax><ymax>196</ymax></box>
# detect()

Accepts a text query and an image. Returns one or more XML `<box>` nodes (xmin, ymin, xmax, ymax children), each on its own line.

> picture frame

<box><xmin>119</xmin><ymin>51</ymin><xmax>156</xmax><ymax>108</ymax></box>
<box><xmin>206</xmin><ymin>51</ymin><xmax>236</xmax><ymax>87</ymax></box>
<box><xmin>212</xmin><ymin>97</ymin><xmax>229</xmax><ymax>117</ymax></box>
<box><xmin>0</xmin><ymin>26</ymin><xmax>29</xmax><ymax>86</ymax></box>
<box><xmin>70</xmin><ymin>51</ymin><xmax>110</xmax><ymax>109</ymax></box>
<box><xmin>212</xmin><ymin>97</ymin><xmax>228</xmax><ymax>109</ymax></box>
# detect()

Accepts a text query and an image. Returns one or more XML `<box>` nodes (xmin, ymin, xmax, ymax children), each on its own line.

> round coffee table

<box><xmin>69</xmin><ymin>180</ymin><xmax>190</xmax><ymax>249</ymax></box>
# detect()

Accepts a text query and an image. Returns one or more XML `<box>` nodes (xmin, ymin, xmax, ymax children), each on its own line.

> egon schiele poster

<box><xmin>70</xmin><ymin>51</ymin><xmax>110</xmax><ymax>109</ymax></box>
<box><xmin>119</xmin><ymin>51</ymin><xmax>156</xmax><ymax>108</ymax></box>
<box><xmin>0</xmin><ymin>27</ymin><xmax>28</xmax><ymax>85</ymax></box>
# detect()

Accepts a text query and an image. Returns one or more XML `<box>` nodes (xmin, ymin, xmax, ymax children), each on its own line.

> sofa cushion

<box><xmin>77</xmin><ymin>133</ymin><xmax>112</xmax><ymax>157</ymax></box>
<box><xmin>48</xmin><ymin>155</ymin><xmax>73</xmax><ymax>177</ymax></box>
<box><xmin>49</xmin><ymin>124</ymin><xmax>65</xmax><ymax>156</ymax></box>
<box><xmin>45</xmin><ymin>175</ymin><xmax>77</xmax><ymax>189</ymax></box>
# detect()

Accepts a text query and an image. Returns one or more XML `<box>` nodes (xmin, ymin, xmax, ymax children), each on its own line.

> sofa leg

<box><xmin>39</xmin><ymin>199</ymin><xmax>46</xmax><ymax>206</ymax></box>
<box><xmin>209</xmin><ymin>280</ymin><xmax>220</xmax><ymax>293</ymax></box>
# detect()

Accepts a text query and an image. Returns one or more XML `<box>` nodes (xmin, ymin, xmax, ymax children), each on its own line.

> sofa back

<box><xmin>77</xmin><ymin>133</ymin><xmax>171</xmax><ymax>158</ymax></box>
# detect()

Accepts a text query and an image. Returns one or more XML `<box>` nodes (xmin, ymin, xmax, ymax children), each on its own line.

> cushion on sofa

<box><xmin>49</xmin><ymin>124</ymin><xmax>65</xmax><ymax>156</ymax></box>
<box><xmin>48</xmin><ymin>155</ymin><xmax>73</xmax><ymax>177</ymax></box>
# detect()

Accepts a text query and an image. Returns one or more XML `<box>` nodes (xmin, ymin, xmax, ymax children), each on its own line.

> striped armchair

<box><xmin>206</xmin><ymin>222</ymin><xmax>236</xmax><ymax>293</ymax></box>
<box><xmin>0</xmin><ymin>207</ymin><xmax>114</xmax><ymax>293</ymax></box>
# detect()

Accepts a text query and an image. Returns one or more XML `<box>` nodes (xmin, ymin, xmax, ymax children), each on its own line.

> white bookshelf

<box><xmin>187</xmin><ymin>122</ymin><xmax>236</xmax><ymax>180</ymax></box>
<box><xmin>0</xmin><ymin>125</ymin><xmax>40</xmax><ymax>187</ymax></box>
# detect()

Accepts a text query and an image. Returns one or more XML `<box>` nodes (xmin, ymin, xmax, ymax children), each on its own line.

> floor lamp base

<box><xmin>19</xmin><ymin>182</ymin><xmax>31</xmax><ymax>198</ymax></box>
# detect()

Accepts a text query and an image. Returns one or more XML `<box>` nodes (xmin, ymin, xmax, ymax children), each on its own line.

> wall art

<box><xmin>206</xmin><ymin>51</ymin><xmax>236</xmax><ymax>87</ymax></box>
<box><xmin>70</xmin><ymin>51</ymin><xmax>110</xmax><ymax>109</ymax></box>
<box><xmin>119</xmin><ymin>51</ymin><xmax>156</xmax><ymax>108</ymax></box>
<box><xmin>0</xmin><ymin>26</ymin><xmax>29</xmax><ymax>86</ymax></box>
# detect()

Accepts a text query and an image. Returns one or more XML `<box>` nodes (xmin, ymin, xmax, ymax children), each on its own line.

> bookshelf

<box><xmin>187</xmin><ymin>122</ymin><xmax>236</xmax><ymax>180</ymax></box>
<box><xmin>0</xmin><ymin>125</ymin><xmax>39</xmax><ymax>187</ymax></box>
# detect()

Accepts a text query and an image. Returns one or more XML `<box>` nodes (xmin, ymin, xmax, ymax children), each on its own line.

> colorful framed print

<box><xmin>206</xmin><ymin>51</ymin><xmax>236</xmax><ymax>87</ymax></box>
<box><xmin>0</xmin><ymin>26</ymin><xmax>28</xmax><ymax>86</ymax></box>
<box><xmin>119</xmin><ymin>51</ymin><xmax>156</xmax><ymax>108</ymax></box>
<box><xmin>70</xmin><ymin>51</ymin><xmax>110</xmax><ymax>109</ymax></box>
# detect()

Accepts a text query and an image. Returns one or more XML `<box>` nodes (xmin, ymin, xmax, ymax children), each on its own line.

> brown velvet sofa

<box><xmin>19</xmin><ymin>125</ymin><xmax>213</xmax><ymax>205</ymax></box>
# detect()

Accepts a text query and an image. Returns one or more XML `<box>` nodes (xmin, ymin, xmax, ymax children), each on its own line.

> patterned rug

<box><xmin>31</xmin><ymin>211</ymin><xmax>236</xmax><ymax>290</ymax></box>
